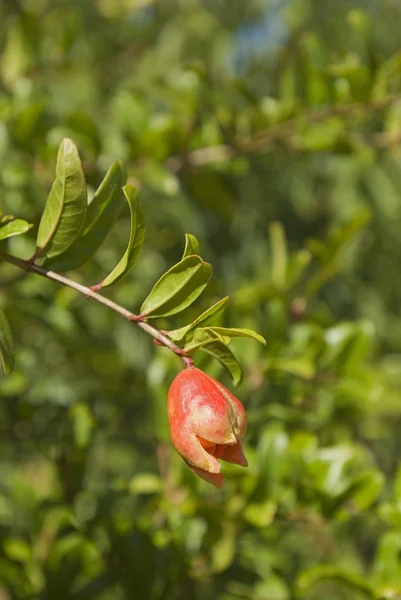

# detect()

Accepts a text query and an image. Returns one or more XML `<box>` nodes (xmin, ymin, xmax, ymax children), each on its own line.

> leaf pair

<box><xmin>185</xmin><ymin>326</ymin><xmax>266</xmax><ymax>386</ymax></box>
<box><xmin>144</xmin><ymin>235</ymin><xmax>266</xmax><ymax>385</ymax></box>
<box><xmin>35</xmin><ymin>138</ymin><xmax>144</xmax><ymax>287</ymax></box>
<box><xmin>140</xmin><ymin>254</ymin><xmax>212</xmax><ymax>318</ymax></box>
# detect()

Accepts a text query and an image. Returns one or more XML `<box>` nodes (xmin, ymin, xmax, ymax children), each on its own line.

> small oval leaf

<box><xmin>47</xmin><ymin>160</ymin><xmax>126</xmax><ymax>271</ymax></box>
<box><xmin>0</xmin><ymin>309</ymin><xmax>14</xmax><ymax>374</ymax></box>
<box><xmin>0</xmin><ymin>219</ymin><xmax>32</xmax><ymax>241</ymax></box>
<box><xmin>166</xmin><ymin>296</ymin><xmax>229</xmax><ymax>341</ymax></box>
<box><xmin>99</xmin><ymin>184</ymin><xmax>145</xmax><ymax>288</ymax></box>
<box><xmin>140</xmin><ymin>255</ymin><xmax>212</xmax><ymax>318</ymax></box>
<box><xmin>37</xmin><ymin>138</ymin><xmax>87</xmax><ymax>260</ymax></box>
<box><xmin>200</xmin><ymin>340</ymin><xmax>243</xmax><ymax>386</ymax></box>
<box><xmin>182</xmin><ymin>233</ymin><xmax>200</xmax><ymax>259</ymax></box>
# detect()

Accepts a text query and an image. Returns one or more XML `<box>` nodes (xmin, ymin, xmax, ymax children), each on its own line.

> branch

<box><xmin>0</xmin><ymin>252</ymin><xmax>194</xmax><ymax>369</ymax></box>
<box><xmin>166</xmin><ymin>93</ymin><xmax>401</xmax><ymax>171</ymax></box>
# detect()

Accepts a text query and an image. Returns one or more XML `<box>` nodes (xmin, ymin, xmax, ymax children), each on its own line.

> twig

<box><xmin>0</xmin><ymin>252</ymin><xmax>194</xmax><ymax>368</ymax></box>
<box><xmin>166</xmin><ymin>93</ymin><xmax>401</xmax><ymax>171</ymax></box>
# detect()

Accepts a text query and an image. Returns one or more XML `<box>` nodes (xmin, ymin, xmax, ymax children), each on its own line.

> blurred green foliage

<box><xmin>2</xmin><ymin>0</ymin><xmax>401</xmax><ymax>598</ymax></box>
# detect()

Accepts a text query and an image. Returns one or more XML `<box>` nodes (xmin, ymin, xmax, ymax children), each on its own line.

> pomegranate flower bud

<box><xmin>167</xmin><ymin>367</ymin><xmax>248</xmax><ymax>488</ymax></box>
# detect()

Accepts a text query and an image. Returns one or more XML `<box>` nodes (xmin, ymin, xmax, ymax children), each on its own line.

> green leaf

<box><xmin>0</xmin><ymin>219</ymin><xmax>32</xmax><ymax>241</ymax></box>
<box><xmin>182</xmin><ymin>233</ymin><xmax>200</xmax><ymax>259</ymax></box>
<box><xmin>140</xmin><ymin>255</ymin><xmax>212</xmax><ymax>318</ymax></box>
<box><xmin>166</xmin><ymin>296</ymin><xmax>229</xmax><ymax>341</ymax></box>
<box><xmin>184</xmin><ymin>327</ymin><xmax>222</xmax><ymax>353</ymax></box>
<box><xmin>269</xmin><ymin>221</ymin><xmax>288</xmax><ymax>289</ymax></box>
<box><xmin>1</xmin><ymin>214</ymin><xmax>16</xmax><ymax>223</ymax></box>
<box><xmin>3</xmin><ymin>538</ymin><xmax>32</xmax><ymax>563</ymax></box>
<box><xmin>207</xmin><ymin>327</ymin><xmax>266</xmax><ymax>346</ymax></box>
<box><xmin>203</xmin><ymin>327</ymin><xmax>231</xmax><ymax>345</ymax></box>
<box><xmin>47</xmin><ymin>160</ymin><xmax>126</xmax><ymax>271</ymax></box>
<box><xmin>296</xmin><ymin>565</ymin><xmax>375</xmax><ymax>598</ymax></box>
<box><xmin>0</xmin><ymin>309</ymin><xmax>14</xmax><ymax>375</ymax></box>
<box><xmin>70</xmin><ymin>402</ymin><xmax>94</xmax><ymax>449</ymax></box>
<box><xmin>37</xmin><ymin>138</ymin><xmax>87</xmax><ymax>260</ymax></box>
<box><xmin>99</xmin><ymin>184</ymin><xmax>145</xmax><ymax>288</ymax></box>
<box><xmin>200</xmin><ymin>340</ymin><xmax>243</xmax><ymax>386</ymax></box>
<box><xmin>265</xmin><ymin>357</ymin><xmax>316</xmax><ymax>379</ymax></box>
<box><xmin>210</xmin><ymin>527</ymin><xmax>236</xmax><ymax>573</ymax></box>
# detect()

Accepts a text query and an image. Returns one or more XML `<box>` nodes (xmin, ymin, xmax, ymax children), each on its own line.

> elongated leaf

<box><xmin>207</xmin><ymin>327</ymin><xmax>266</xmax><ymax>345</ymax></box>
<box><xmin>269</xmin><ymin>221</ymin><xmax>288</xmax><ymax>289</ymax></box>
<box><xmin>296</xmin><ymin>565</ymin><xmax>375</xmax><ymax>598</ymax></box>
<box><xmin>184</xmin><ymin>327</ymin><xmax>221</xmax><ymax>352</ymax></box>
<box><xmin>37</xmin><ymin>138</ymin><xmax>87</xmax><ymax>260</ymax></box>
<box><xmin>0</xmin><ymin>219</ymin><xmax>32</xmax><ymax>241</ymax></box>
<box><xmin>265</xmin><ymin>357</ymin><xmax>315</xmax><ymax>379</ymax></box>
<box><xmin>203</xmin><ymin>328</ymin><xmax>231</xmax><ymax>345</ymax></box>
<box><xmin>47</xmin><ymin>161</ymin><xmax>126</xmax><ymax>271</ymax></box>
<box><xmin>140</xmin><ymin>255</ymin><xmax>212</xmax><ymax>318</ymax></box>
<box><xmin>99</xmin><ymin>184</ymin><xmax>144</xmax><ymax>288</ymax></box>
<box><xmin>200</xmin><ymin>340</ymin><xmax>243</xmax><ymax>386</ymax></box>
<box><xmin>166</xmin><ymin>296</ymin><xmax>229</xmax><ymax>341</ymax></box>
<box><xmin>182</xmin><ymin>233</ymin><xmax>200</xmax><ymax>259</ymax></box>
<box><xmin>0</xmin><ymin>310</ymin><xmax>14</xmax><ymax>374</ymax></box>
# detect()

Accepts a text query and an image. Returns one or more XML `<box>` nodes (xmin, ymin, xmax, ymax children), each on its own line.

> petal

<box><xmin>215</xmin><ymin>441</ymin><xmax>248</xmax><ymax>467</ymax></box>
<box><xmin>170</xmin><ymin>427</ymin><xmax>221</xmax><ymax>473</ymax></box>
<box><xmin>187</xmin><ymin>462</ymin><xmax>225</xmax><ymax>488</ymax></box>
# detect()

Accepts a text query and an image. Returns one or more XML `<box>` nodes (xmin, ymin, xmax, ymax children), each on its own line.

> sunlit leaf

<box><xmin>47</xmin><ymin>160</ymin><xmax>126</xmax><ymax>271</ymax></box>
<box><xmin>265</xmin><ymin>357</ymin><xmax>315</xmax><ymax>379</ymax></box>
<box><xmin>99</xmin><ymin>184</ymin><xmax>144</xmax><ymax>287</ymax></box>
<box><xmin>182</xmin><ymin>233</ymin><xmax>201</xmax><ymax>259</ymax></box>
<box><xmin>0</xmin><ymin>219</ymin><xmax>32</xmax><ymax>241</ymax></box>
<box><xmin>184</xmin><ymin>327</ymin><xmax>221</xmax><ymax>353</ymax></box>
<box><xmin>269</xmin><ymin>221</ymin><xmax>288</xmax><ymax>289</ymax></box>
<box><xmin>0</xmin><ymin>309</ymin><xmax>14</xmax><ymax>374</ymax></box>
<box><xmin>296</xmin><ymin>565</ymin><xmax>375</xmax><ymax>598</ymax></box>
<box><xmin>210</xmin><ymin>527</ymin><xmax>236</xmax><ymax>573</ymax></box>
<box><xmin>70</xmin><ymin>402</ymin><xmax>94</xmax><ymax>449</ymax></box>
<box><xmin>166</xmin><ymin>296</ymin><xmax>229</xmax><ymax>341</ymax></box>
<box><xmin>37</xmin><ymin>138</ymin><xmax>87</xmax><ymax>260</ymax></box>
<box><xmin>140</xmin><ymin>255</ymin><xmax>212</xmax><ymax>318</ymax></box>
<box><xmin>200</xmin><ymin>340</ymin><xmax>243</xmax><ymax>386</ymax></box>
<box><xmin>207</xmin><ymin>327</ymin><xmax>266</xmax><ymax>346</ymax></box>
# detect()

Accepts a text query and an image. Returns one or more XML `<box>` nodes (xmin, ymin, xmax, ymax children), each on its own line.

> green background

<box><xmin>1</xmin><ymin>0</ymin><xmax>401</xmax><ymax>598</ymax></box>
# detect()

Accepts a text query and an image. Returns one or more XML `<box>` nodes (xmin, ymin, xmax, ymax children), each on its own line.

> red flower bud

<box><xmin>167</xmin><ymin>367</ymin><xmax>248</xmax><ymax>488</ymax></box>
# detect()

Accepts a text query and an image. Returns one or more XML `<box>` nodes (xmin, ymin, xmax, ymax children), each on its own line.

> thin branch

<box><xmin>166</xmin><ymin>93</ymin><xmax>401</xmax><ymax>171</ymax></box>
<box><xmin>0</xmin><ymin>252</ymin><xmax>194</xmax><ymax>368</ymax></box>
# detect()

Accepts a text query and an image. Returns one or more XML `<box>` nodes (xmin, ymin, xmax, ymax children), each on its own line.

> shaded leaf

<box><xmin>166</xmin><ymin>296</ymin><xmax>230</xmax><ymax>341</ymax></box>
<box><xmin>200</xmin><ymin>340</ymin><xmax>243</xmax><ymax>386</ymax></box>
<box><xmin>47</xmin><ymin>160</ymin><xmax>126</xmax><ymax>271</ymax></box>
<box><xmin>140</xmin><ymin>255</ymin><xmax>212</xmax><ymax>318</ymax></box>
<box><xmin>0</xmin><ymin>309</ymin><xmax>14</xmax><ymax>374</ymax></box>
<box><xmin>37</xmin><ymin>138</ymin><xmax>87</xmax><ymax>260</ymax></box>
<box><xmin>99</xmin><ymin>184</ymin><xmax>144</xmax><ymax>288</ymax></box>
<box><xmin>182</xmin><ymin>233</ymin><xmax>200</xmax><ymax>259</ymax></box>
<box><xmin>0</xmin><ymin>219</ymin><xmax>32</xmax><ymax>241</ymax></box>
<box><xmin>186</xmin><ymin>170</ymin><xmax>235</xmax><ymax>222</ymax></box>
